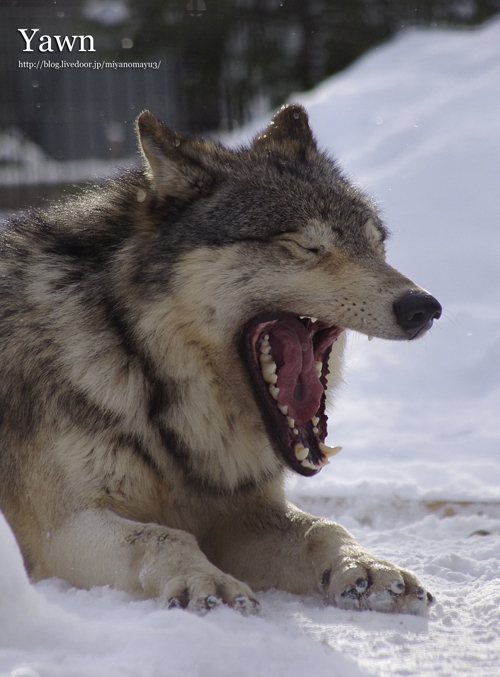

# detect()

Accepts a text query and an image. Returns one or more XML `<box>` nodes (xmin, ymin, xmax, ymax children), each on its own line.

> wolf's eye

<box><xmin>279</xmin><ymin>237</ymin><xmax>322</xmax><ymax>255</ymax></box>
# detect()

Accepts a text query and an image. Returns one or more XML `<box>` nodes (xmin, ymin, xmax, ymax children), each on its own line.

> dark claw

<box><xmin>341</xmin><ymin>587</ymin><xmax>359</xmax><ymax>600</ymax></box>
<box><xmin>415</xmin><ymin>586</ymin><xmax>426</xmax><ymax>600</ymax></box>
<box><xmin>234</xmin><ymin>595</ymin><xmax>260</xmax><ymax>614</ymax></box>
<box><xmin>355</xmin><ymin>578</ymin><xmax>368</xmax><ymax>592</ymax></box>
<box><xmin>427</xmin><ymin>591</ymin><xmax>435</xmax><ymax>605</ymax></box>
<box><xmin>320</xmin><ymin>568</ymin><xmax>332</xmax><ymax>587</ymax></box>
<box><xmin>390</xmin><ymin>580</ymin><xmax>405</xmax><ymax>594</ymax></box>
<box><xmin>234</xmin><ymin>595</ymin><xmax>250</xmax><ymax>611</ymax></box>
<box><xmin>250</xmin><ymin>598</ymin><xmax>260</xmax><ymax>612</ymax></box>
<box><xmin>167</xmin><ymin>597</ymin><xmax>181</xmax><ymax>609</ymax></box>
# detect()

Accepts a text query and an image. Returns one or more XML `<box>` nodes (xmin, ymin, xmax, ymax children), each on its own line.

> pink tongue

<box><xmin>268</xmin><ymin>319</ymin><xmax>323</xmax><ymax>426</ymax></box>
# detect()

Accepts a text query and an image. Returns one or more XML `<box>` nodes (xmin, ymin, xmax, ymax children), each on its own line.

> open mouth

<box><xmin>242</xmin><ymin>313</ymin><xmax>344</xmax><ymax>476</ymax></box>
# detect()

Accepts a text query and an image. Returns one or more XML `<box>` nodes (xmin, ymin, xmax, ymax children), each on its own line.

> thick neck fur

<box><xmin>34</xmin><ymin>173</ymin><xmax>283</xmax><ymax>495</ymax></box>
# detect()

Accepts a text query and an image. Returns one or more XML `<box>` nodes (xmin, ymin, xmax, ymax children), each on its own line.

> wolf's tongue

<box><xmin>268</xmin><ymin>318</ymin><xmax>323</xmax><ymax>426</ymax></box>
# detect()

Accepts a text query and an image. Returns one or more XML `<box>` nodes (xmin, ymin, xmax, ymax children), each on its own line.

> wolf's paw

<box><xmin>162</xmin><ymin>570</ymin><xmax>260</xmax><ymax>615</ymax></box>
<box><xmin>320</xmin><ymin>549</ymin><xmax>433</xmax><ymax>615</ymax></box>
<box><xmin>305</xmin><ymin>522</ymin><xmax>432</xmax><ymax>615</ymax></box>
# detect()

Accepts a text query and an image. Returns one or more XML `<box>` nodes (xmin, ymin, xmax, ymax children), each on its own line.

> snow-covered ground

<box><xmin>2</xmin><ymin>15</ymin><xmax>500</xmax><ymax>677</ymax></box>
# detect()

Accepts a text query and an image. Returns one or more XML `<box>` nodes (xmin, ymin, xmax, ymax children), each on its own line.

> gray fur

<box><xmin>0</xmin><ymin>105</ymin><xmax>439</xmax><ymax>613</ymax></box>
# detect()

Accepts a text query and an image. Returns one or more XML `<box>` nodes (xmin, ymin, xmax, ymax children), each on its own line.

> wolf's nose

<box><xmin>393</xmin><ymin>292</ymin><xmax>442</xmax><ymax>338</ymax></box>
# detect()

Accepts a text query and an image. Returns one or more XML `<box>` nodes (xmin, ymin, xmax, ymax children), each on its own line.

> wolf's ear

<box><xmin>136</xmin><ymin>110</ymin><xmax>217</xmax><ymax>199</ymax></box>
<box><xmin>252</xmin><ymin>104</ymin><xmax>317</xmax><ymax>154</ymax></box>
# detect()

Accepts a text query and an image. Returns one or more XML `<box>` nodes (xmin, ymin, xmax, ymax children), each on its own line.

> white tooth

<box><xmin>293</xmin><ymin>428</ymin><xmax>299</xmax><ymax>435</ymax></box>
<box><xmin>261</xmin><ymin>344</ymin><xmax>271</xmax><ymax>355</ymax></box>
<box><xmin>310</xmin><ymin>317</ymin><xmax>318</xmax><ymax>323</ymax></box>
<box><xmin>312</xmin><ymin>426</ymin><xmax>319</xmax><ymax>434</ymax></box>
<box><xmin>294</xmin><ymin>444</ymin><xmax>309</xmax><ymax>461</ymax></box>
<box><xmin>287</xmin><ymin>416</ymin><xmax>295</xmax><ymax>428</ymax></box>
<box><xmin>301</xmin><ymin>458</ymin><xmax>317</xmax><ymax>469</ymax></box>
<box><xmin>319</xmin><ymin>457</ymin><xmax>330</xmax><ymax>467</ymax></box>
<box><xmin>312</xmin><ymin>416</ymin><xmax>319</xmax><ymax>426</ymax></box>
<box><xmin>264</xmin><ymin>334</ymin><xmax>269</xmax><ymax>340</ymax></box>
<box><xmin>261</xmin><ymin>361</ymin><xmax>277</xmax><ymax>383</ymax></box>
<box><xmin>269</xmin><ymin>385</ymin><xmax>279</xmax><ymax>400</ymax></box>
<box><xmin>368</xmin><ymin>336</ymin><xmax>374</xmax><ymax>341</ymax></box>
<box><xmin>319</xmin><ymin>442</ymin><xmax>343</xmax><ymax>457</ymax></box>
<box><xmin>299</xmin><ymin>315</ymin><xmax>306</xmax><ymax>319</ymax></box>
<box><xmin>315</xmin><ymin>361</ymin><xmax>322</xmax><ymax>377</ymax></box>
<box><xmin>260</xmin><ymin>353</ymin><xmax>272</xmax><ymax>364</ymax></box>
<box><xmin>278</xmin><ymin>404</ymin><xmax>288</xmax><ymax>415</ymax></box>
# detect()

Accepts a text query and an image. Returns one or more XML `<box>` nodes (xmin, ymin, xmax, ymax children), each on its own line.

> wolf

<box><xmin>0</xmin><ymin>105</ymin><xmax>441</xmax><ymax>615</ymax></box>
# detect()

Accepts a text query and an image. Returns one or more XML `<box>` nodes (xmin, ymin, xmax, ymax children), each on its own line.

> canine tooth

<box><xmin>315</xmin><ymin>361</ymin><xmax>322</xmax><ymax>377</ymax></box>
<box><xmin>278</xmin><ymin>404</ymin><xmax>288</xmax><ymax>415</ymax></box>
<box><xmin>269</xmin><ymin>385</ymin><xmax>280</xmax><ymax>400</ymax></box>
<box><xmin>287</xmin><ymin>416</ymin><xmax>295</xmax><ymax>428</ymax></box>
<box><xmin>301</xmin><ymin>458</ymin><xmax>317</xmax><ymax>469</ymax></box>
<box><xmin>312</xmin><ymin>426</ymin><xmax>319</xmax><ymax>434</ymax></box>
<box><xmin>312</xmin><ymin>416</ymin><xmax>319</xmax><ymax>426</ymax></box>
<box><xmin>310</xmin><ymin>317</ymin><xmax>318</xmax><ymax>323</ymax></box>
<box><xmin>368</xmin><ymin>336</ymin><xmax>374</xmax><ymax>341</ymax></box>
<box><xmin>319</xmin><ymin>442</ymin><xmax>343</xmax><ymax>457</ymax></box>
<box><xmin>294</xmin><ymin>444</ymin><xmax>309</xmax><ymax>461</ymax></box>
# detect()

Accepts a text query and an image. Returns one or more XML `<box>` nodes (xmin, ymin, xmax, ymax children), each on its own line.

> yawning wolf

<box><xmin>0</xmin><ymin>105</ymin><xmax>441</xmax><ymax>614</ymax></box>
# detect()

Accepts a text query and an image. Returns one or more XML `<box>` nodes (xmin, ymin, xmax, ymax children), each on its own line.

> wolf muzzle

<box><xmin>393</xmin><ymin>292</ymin><xmax>442</xmax><ymax>339</ymax></box>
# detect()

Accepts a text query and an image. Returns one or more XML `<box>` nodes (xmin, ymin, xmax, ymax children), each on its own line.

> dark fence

<box><xmin>1</xmin><ymin>0</ymin><xmax>498</xmax><ymax>210</ymax></box>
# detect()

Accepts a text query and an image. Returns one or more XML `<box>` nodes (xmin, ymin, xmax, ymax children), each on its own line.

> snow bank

<box><xmin>280</xmin><ymin>17</ymin><xmax>500</xmax><ymax>505</ymax></box>
<box><xmin>1</xmin><ymin>14</ymin><xmax>500</xmax><ymax>677</ymax></box>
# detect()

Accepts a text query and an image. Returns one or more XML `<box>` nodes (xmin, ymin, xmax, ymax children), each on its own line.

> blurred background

<box><xmin>1</xmin><ymin>0</ymin><xmax>500</xmax><ymax>209</ymax></box>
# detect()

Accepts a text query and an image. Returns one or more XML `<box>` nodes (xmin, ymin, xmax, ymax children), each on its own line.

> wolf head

<box><xmin>135</xmin><ymin>105</ymin><xmax>441</xmax><ymax>479</ymax></box>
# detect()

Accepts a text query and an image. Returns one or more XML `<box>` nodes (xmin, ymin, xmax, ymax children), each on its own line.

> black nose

<box><xmin>393</xmin><ymin>291</ymin><xmax>442</xmax><ymax>338</ymax></box>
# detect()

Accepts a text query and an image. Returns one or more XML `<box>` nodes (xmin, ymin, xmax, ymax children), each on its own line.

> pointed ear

<box><xmin>136</xmin><ymin>110</ymin><xmax>216</xmax><ymax>199</ymax></box>
<box><xmin>252</xmin><ymin>104</ymin><xmax>317</xmax><ymax>154</ymax></box>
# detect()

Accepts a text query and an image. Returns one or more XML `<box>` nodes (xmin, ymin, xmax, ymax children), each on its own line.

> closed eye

<box><xmin>280</xmin><ymin>238</ymin><xmax>322</xmax><ymax>255</ymax></box>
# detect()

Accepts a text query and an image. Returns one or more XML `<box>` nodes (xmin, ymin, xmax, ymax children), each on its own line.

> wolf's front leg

<box><xmin>38</xmin><ymin>509</ymin><xmax>258</xmax><ymax>613</ymax></box>
<box><xmin>202</xmin><ymin>498</ymin><xmax>432</xmax><ymax>615</ymax></box>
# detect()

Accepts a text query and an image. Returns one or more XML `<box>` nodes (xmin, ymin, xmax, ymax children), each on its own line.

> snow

<box><xmin>0</xmin><ymin>127</ymin><xmax>137</xmax><ymax>188</ymax></box>
<box><xmin>2</xmin><ymin>15</ymin><xmax>500</xmax><ymax>677</ymax></box>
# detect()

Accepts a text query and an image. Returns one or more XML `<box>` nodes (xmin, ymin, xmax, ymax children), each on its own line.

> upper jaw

<box><xmin>240</xmin><ymin>312</ymin><xmax>344</xmax><ymax>476</ymax></box>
